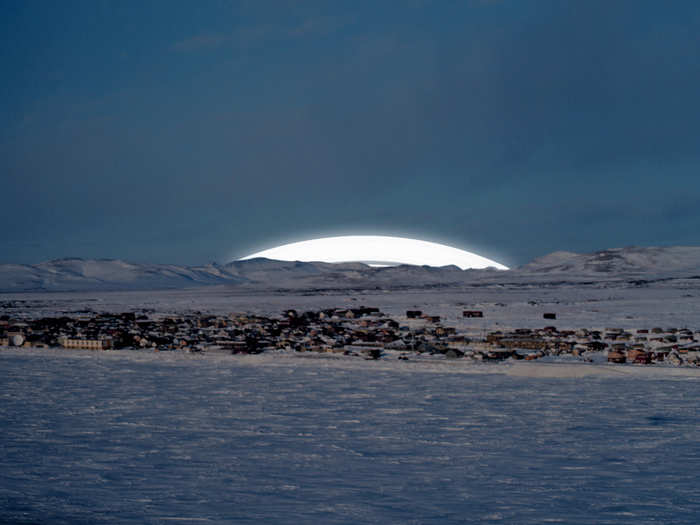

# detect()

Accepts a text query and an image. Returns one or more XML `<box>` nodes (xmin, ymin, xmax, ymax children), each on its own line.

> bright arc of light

<box><xmin>240</xmin><ymin>235</ymin><xmax>508</xmax><ymax>270</ymax></box>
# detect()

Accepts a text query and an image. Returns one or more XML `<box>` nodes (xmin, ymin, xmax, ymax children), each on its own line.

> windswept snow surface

<box><xmin>1</xmin><ymin>348</ymin><xmax>699</xmax><ymax>524</ymax></box>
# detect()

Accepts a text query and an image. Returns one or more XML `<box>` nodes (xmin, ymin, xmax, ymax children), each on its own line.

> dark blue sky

<box><xmin>3</xmin><ymin>1</ymin><xmax>700</xmax><ymax>266</ymax></box>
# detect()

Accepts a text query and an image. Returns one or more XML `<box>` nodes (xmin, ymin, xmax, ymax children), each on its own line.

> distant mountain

<box><xmin>517</xmin><ymin>246</ymin><xmax>700</xmax><ymax>276</ymax></box>
<box><xmin>0</xmin><ymin>258</ymin><xmax>245</xmax><ymax>292</ymax></box>
<box><xmin>0</xmin><ymin>257</ymin><xmax>487</xmax><ymax>292</ymax></box>
<box><xmin>2</xmin><ymin>246</ymin><xmax>700</xmax><ymax>292</ymax></box>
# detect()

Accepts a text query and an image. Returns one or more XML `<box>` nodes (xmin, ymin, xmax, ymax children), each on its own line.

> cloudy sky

<box><xmin>2</xmin><ymin>1</ymin><xmax>699</xmax><ymax>267</ymax></box>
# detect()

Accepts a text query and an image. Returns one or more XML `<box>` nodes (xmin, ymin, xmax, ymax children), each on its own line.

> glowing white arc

<box><xmin>240</xmin><ymin>236</ymin><xmax>508</xmax><ymax>270</ymax></box>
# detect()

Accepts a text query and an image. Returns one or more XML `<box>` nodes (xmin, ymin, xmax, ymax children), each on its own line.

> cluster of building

<box><xmin>2</xmin><ymin>308</ymin><xmax>700</xmax><ymax>366</ymax></box>
<box><xmin>477</xmin><ymin>326</ymin><xmax>700</xmax><ymax>365</ymax></box>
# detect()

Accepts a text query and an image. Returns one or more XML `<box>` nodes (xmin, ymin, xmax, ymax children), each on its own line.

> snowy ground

<box><xmin>3</xmin><ymin>283</ymin><xmax>700</xmax><ymax>523</ymax></box>
<box><xmin>4</xmin><ymin>279</ymin><xmax>700</xmax><ymax>333</ymax></box>
<box><xmin>1</xmin><ymin>347</ymin><xmax>699</xmax><ymax>524</ymax></box>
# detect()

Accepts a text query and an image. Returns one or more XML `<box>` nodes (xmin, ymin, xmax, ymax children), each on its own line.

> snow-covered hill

<box><xmin>0</xmin><ymin>258</ymin><xmax>243</xmax><ymax>292</ymax></box>
<box><xmin>3</xmin><ymin>246</ymin><xmax>700</xmax><ymax>292</ymax></box>
<box><xmin>0</xmin><ymin>257</ymin><xmax>497</xmax><ymax>292</ymax></box>
<box><xmin>517</xmin><ymin>246</ymin><xmax>700</xmax><ymax>276</ymax></box>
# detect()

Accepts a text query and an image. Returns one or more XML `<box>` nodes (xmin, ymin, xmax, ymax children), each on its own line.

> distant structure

<box><xmin>463</xmin><ymin>310</ymin><xmax>484</xmax><ymax>318</ymax></box>
<box><xmin>1</xmin><ymin>332</ymin><xmax>26</xmax><ymax>346</ymax></box>
<box><xmin>58</xmin><ymin>337</ymin><xmax>112</xmax><ymax>350</ymax></box>
<box><xmin>1</xmin><ymin>307</ymin><xmax>698</xmax><ymax>366</ymax></box>
<box><xmin>543</xmin><ymin>313</ymin><xmax>557</xmax><ymax>320</ymax></box>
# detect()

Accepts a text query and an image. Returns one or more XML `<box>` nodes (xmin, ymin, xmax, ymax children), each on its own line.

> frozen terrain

<box><xmin>4</xmin><ymin>275</ymin><xmax>700</xmax><ymax>330</ymax></box>
<box><xmin>4</xmin><ymin>246</ymin><xmax>700</xmax><ymax>523</ymax></box>
<box><xmin>4</xmin><ymin>246</ymin><xmax>700</xmax><ymax>293</ymax></box>
<box><xmin>1</xmin><ymin>348</ymin><xmax>699</xmax><ymax>524</ymax></box>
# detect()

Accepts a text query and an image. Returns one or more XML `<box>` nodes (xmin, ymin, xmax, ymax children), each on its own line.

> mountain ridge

<box><xmin>2</xmin><ymin>246</ymin><xmax>700</xmax><ymax>292</ymax></box>
<box><xmin>518</xmin><ymin>246</ymin><xmax>700</xmax><ymax>275</ymax></box>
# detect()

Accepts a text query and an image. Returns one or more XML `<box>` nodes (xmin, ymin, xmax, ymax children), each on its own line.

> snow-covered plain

<box><xmin>4</xmin><ymin>269</ymin><xmax>700</xmax><ymax>523</ymax></box>
<box><xmin>4</xmin><ymin>277</ymin><xmax>700</xmax><ymax>330</ymax></box>
<box><xmin>1</xmin><ymin>347</ymin><xmax>699</xmax><ymax>524</ymax></box>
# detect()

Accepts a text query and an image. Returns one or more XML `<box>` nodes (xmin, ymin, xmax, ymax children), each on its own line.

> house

<box><xmin>58</xmin><ymin>337</ymin><xmax>112</xmax><ymax>350</ymax></box>
<box><xmin>652</xmin><ymin>346</ymin><xmax>673</xmax><ymax>361</ymax></box>
<box><xmin>633</xmin><ymin>352</ymin><xmax>651</xmax><ymax>364</ymax></box>
<box><xmin>585</xmin><ymin>341</ymin><xmax>608</xmax><ymax>351</ymax></box>
<box><xmin>607</xmin><ymin>351</ymin><xmax>626</xmax><ymax>363</ymax></box>
<box><xmin>627</xmin><ymin>348</ymin><xmax>647</xmax><ymax>363</ymax></box>
<box><xmin>499</xmin><ymin>338</ymin><xmax>548</xmax><ymax>350</ymax></box>
<box><xmin>483</xmin><ymin>349</ymin><xmax>517</xmax><ymax>361</ymax></box>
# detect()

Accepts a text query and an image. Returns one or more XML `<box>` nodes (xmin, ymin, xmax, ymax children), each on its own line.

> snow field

<box><xmin>1</xmin><ymin>348</ymin><xmax>699</xmax><ymax>524</ymax></box>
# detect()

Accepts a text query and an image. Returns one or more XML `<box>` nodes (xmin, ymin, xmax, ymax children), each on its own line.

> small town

<box><xmin>2</xmin><ymin>305</ymin><xmax>699</xmax><ymax>367</ymax></box>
